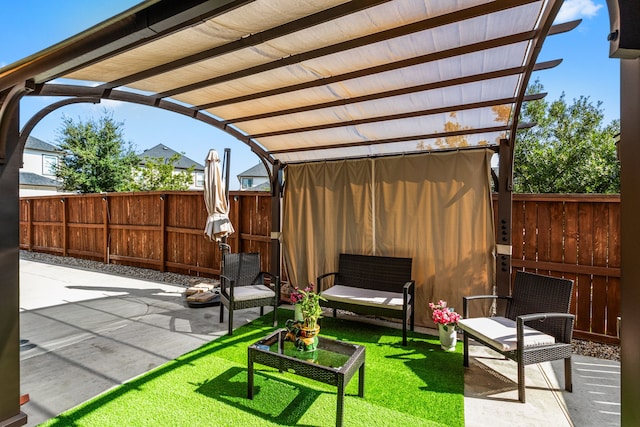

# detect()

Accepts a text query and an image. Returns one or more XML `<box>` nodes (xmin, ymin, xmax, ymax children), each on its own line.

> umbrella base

<box><xmin>185</xmin><ymin>289</ymin><xmax>220</xmax><ymax>308</ymax></box>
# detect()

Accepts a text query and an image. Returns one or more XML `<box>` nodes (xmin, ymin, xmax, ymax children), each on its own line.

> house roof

<box><xmin>1</xmin><ymin>0</ymin><xmax>575</xmax><ymax>166</ymax></box>
<box><xmin>19</xmin><ymin>171</ymin><xmax>61</xmax><ymax>187</ymax></box>
<box><xmin>238</xmin><ymin>163</ymin><xmax>269</xmax><ymax>178</ymax></box>
<box><xmin>245</xmin><ymin>181</ymin><xmax>271</xmax><ymax>192</ymax></box>
<box><xmin>140</xmin><ymin>143</ymin><xmax>204</xmax><ymax>170</ymax></box>
<box><xmin>24</xmin><ymin>136</ymin><xmax>58</xmax><ymax>153</ymax></box>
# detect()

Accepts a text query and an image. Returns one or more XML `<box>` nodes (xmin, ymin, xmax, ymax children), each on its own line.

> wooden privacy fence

<box><xmin>19</xmin><ymin>191</ymin><xmax>272</xmax><ymax>277</ymax></box>
<box><xmin>502</xmin><ymin>194</ymin><xmax>621</xmax><ymax>345</ymax></box>
<box><xmin>20</xmin><ymin>192</ymin><xmax>620</xmax><ymax>344</ymax></box>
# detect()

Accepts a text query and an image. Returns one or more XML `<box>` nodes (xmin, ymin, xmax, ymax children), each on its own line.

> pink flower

<box><xmin>289</xmin><ymin>284</ymin><xmax>314</xmax><ymax>304</ymax></box>
<box><xmin>289</xmin><ymin>283</ymin><xmax>326</xmax><ymax>329</ymax></box>
<box><xmin>428</xmin><ymin>300</ymin><xmax>460</xmax><ymax>326</ymax></box>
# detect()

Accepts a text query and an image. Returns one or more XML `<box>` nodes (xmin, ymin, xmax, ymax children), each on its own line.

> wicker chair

<box><xmin>219</xmin><ymin>251</ymin><xmax>280</xmax><ymax>335</ymax></box>
<box><xmin>457</xmin><ymin>271</ymin><xmax>575</xmax><ymax>403</ymax></box>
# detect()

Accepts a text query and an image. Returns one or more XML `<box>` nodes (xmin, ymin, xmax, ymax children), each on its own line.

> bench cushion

<box><xmin>321</xmin><ymin>285</ymin><xmax>407</xmax><ymax>311</ymax></box>
<box><xmin>457</xmin><ymin>316</ymin><xmax>555</xmax><ymax>352</ymax></box>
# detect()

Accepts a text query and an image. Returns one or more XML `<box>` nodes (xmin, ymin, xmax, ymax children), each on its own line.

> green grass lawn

<box><xmin>41</xmin><ymin>310</ymin><xmax>464</xmax><ymax>426</ymax></box>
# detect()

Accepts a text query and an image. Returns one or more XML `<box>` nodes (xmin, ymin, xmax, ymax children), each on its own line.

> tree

<box><xmin>122</xmin><ymin>153</ymin><xmax>195</xmax><ymax>191</ymax></box>
<box><xmin>513</xmin><ymin>80</ymin><xmax>620</xmax><ymax>193</ymax></box>
<box><xmin>55</xmin><ymin>111</ymin><xmax>139</xmax><ymax>193</ymax></box>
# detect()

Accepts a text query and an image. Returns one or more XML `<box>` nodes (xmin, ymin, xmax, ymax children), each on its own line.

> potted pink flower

<box><xmin>429</xmin><ymin>300</ymin><xmax>461</xmax><ymax>351</ymax></box>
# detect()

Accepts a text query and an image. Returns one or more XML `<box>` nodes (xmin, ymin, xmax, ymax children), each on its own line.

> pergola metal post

<box><xmin>620</xmin><ymin>57</ymin><xmax>640</xmax><ymax>425</ymax></box>
<box><xmin>496</xmin><ymin>138</ymin><xmax>513</xmax><ymax>297</ymax></box>
<box><xmin>0</xmin><ymin>87</ymin><xmax>27</xmax><ymax>427</ymax></box>
<box><xmin>270</xmin><ymin>161</ymin><xmax>282</xmax><ymax>282</ymax></box>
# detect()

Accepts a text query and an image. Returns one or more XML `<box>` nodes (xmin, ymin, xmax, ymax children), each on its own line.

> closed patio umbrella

<box><xmin>203</xmin><ymin>149</ymin><xmax>234</xmax><ymax>242</ymax></box>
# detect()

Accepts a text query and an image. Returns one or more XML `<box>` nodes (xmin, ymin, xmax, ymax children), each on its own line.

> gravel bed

<box><xmin>572</xmin><ymin>338</ymin><xmax>619</xmax><ymax>361</ymax></box>
<box><xmin>19</xmin><ymin>250</ymin><xmax>620</xmax><ymax>361</ymax></box>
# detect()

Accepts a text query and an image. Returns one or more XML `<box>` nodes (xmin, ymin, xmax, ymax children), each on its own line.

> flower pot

<box><xmin>296</xmin><ymin>324</ymin><xmax>320</xmax><ymax>352</ymax></box>
<box><xmin>438</xmin><ymin>324</ymin><xmax>457</xmax><ymax>351</ymax></box>
<box><xmin>298</xmin><ymin>323</ymin><xmax>319</xmax><ymax>338</ymax></box>
<box><xmin>284</xmin><ymin>320</ymin><xmax>320</xmax><ymax>352</ymax></box>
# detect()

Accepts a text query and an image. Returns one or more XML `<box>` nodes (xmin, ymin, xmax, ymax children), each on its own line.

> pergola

<box><xmin>2</xmin><ymin>1</ymin><xmax>638</xmax><ymax>425</ymax></box>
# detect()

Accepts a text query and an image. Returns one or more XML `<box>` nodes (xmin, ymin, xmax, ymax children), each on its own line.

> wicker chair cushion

<box><xmin>321</xmin><ymin>285</ymin><xmax>407</xmax><ymax>310</ymax></box>
<box><xmin>230</xmin><ymin>284</ymin><xmax>275</xmax><ymax>302</ymax></box>
<box><xmin>458</xmin><ymin>316</ymin><xmax>555</xmax><ymax>351</ymax></box>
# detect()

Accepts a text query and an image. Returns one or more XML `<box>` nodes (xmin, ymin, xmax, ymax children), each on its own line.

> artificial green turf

<box><xmin>41</xmin><ymin>310</ymin><xmax>464</xmax><ymax>426</ymax></box>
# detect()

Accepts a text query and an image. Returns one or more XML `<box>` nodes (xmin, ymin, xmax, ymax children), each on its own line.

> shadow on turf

<box><xmin>41</xmin><ymin>310</ymin><xmax>462</xmax><ymax>426</ymax></box>
<box><xmin>318</xmin><ymin>314</ymin><xmax>464</xmax><ymax>395</ymax></box>
<box><xmin>40</xmin><ymin>317</ymin><xmax>277</xmax><ymax>426</ymax></box>
<box><xmin>196</xmin><ymin>366</ymin><xmax>325</xmax><ymax>426</ymax></box>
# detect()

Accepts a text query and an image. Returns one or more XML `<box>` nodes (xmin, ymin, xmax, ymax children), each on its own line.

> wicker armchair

<box><xmin>457</xmin><ymin>271</ymin><xmax>575</xmax><ymax>403</ymax></box>
<box><xmin>219</xmin><ymin>251</ymin><xmax>280</xmax><ymax>335</ymax></box>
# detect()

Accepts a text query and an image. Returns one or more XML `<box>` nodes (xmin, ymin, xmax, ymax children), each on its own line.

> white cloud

<box><xmin>556</xmin><ymin>0</ymin><xmax>603</xmax><ymax>23</ymax></box>
<box><xmin>97</xmin><ymin>99</ymin><xmax>125</xmax><ymax>110</ymax></box>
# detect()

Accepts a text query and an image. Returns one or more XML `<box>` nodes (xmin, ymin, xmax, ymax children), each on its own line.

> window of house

<box><xmin>241</xmin><ymin>177</ymin><xmax>253</xmax><ymax>189</ymax></box>
<box><xmin>42</xmin><ymin>155</ymin><xmax>58</xmax><ymax>176</ymax></box>
<box><xmin>195</xmin><ymin>171</ymin><xmax>204</xmax><ymax>187</ymax></box>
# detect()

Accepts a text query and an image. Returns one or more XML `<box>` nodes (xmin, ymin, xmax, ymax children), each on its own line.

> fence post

<box><xmin>61</xmin><ymin>197</ymin><xmax>67</xmax><ymax>257</ymax></box>
<box><xmin>102</xmin><ymin>195</ymin><xmax>109</xmax><ymax>264</ymax></box>
<box><xmin>27</xmin><ymin>199</ymin><xmax>32</xmax><ymax>251</ymax></box>
<box><xmin>160</xmin><ymin>194</ymin><xmax>166</xmax><ymax>272</ymax></box>
<box><xmin>230</xmin><ymin>193</ymin><xmax>241</xmax><ymax>252</ymax></box>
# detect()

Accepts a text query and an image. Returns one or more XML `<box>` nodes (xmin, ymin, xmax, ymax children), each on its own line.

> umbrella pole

<box><xmin>219</xmin><ymin>148</ymin><xmax>232</xmax><ymax>273</ymax></box>
<box><xmin>221</xmin><ymin>148</ymin><xmax>231</xmax><ymax>250</ymax></box>
<box><xmin>223</xmin><ymin>148</ymin><xmax>231</xmax><ymax>198</ymax></box>
<box><xmin>219</xmin><ymin>242</ymin><xmax>231</xmax><ymax>274</ymax></box>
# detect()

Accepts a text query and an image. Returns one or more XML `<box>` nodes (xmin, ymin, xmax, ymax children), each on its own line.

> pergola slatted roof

<box><xmin>0</xmin><ymin>4</ymin><xmax>589</xmax><ymax>422</ymax></box>
<box><xmin>0</xmin><ymin>0</ymin><xmax>574</xmax><ymax>166</ymax></box>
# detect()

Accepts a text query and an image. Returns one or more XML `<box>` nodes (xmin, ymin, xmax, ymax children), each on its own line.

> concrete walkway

<box><xmin>463</xmin><ymin>344</ymin><xmax>620</xmax><ymax>426</ymax></box>
<box><xmin>19</xmin><ymin>259</ymin><xmax>265</xmax><ymax>426</ymax></box>
<box><xmin>19</xmin><ymin>259</ymin><xmax>620</xmax><ymax>426</ymax></box>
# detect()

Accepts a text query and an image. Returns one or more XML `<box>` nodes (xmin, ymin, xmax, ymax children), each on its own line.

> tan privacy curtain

<box><xmin>282</xmin><ymin>159</ymin><xmax>374</xmax><ymax>290</ymax></box>
<box><xmin>282</xmin><ymin>149</ymin><xmax>495</xmax><ymax>327</ymax></box>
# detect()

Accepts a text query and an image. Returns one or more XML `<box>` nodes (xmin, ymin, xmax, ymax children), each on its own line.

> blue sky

<box><xmin>0</xmin><ymin>0</ymin><xmax>620</xmax><ymax>189</ymax></box>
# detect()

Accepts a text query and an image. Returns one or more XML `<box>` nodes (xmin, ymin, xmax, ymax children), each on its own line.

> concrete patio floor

<box><xmin>463</xmin><ymin>344</ymin><xmax>620</xmax><ymax>426</ymax></box>
<box><xmin>19</xmin><ymin>259</ymin><xmax>620</xmax><ymax>426</ymax></box>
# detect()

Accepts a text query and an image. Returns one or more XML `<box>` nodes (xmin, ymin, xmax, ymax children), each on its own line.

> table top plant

<box><xmin>290</xmin><ymin>284</ymin><xmax>326</xmax><ymax>329</ymax></box>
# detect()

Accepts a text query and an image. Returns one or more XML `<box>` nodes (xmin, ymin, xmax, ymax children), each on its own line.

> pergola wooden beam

<box><xmin>98</xmin><ymin>0</ymin><xmax>391</xmax><ymax>91</ymax></box>
<box><xmin>197</xmin><ymin>30</ymin><xmax>538</xmax><ymax>111</ymax></box>
<box><xmin>157</xmin><ymin>0</ymin><xmax>540</xmax><ymax>99</ymax></box>
<box><xmin>225</xmin><ymin>63</ymin><xmax>560</xmax><ymax>124</ymax></box>
<box><xmin>0</xmin><ymin>0</ymin><xmax>253</xmax><ymax>91</ymax></box>
<box><xmin>249</xmin><ymin>93</ymin><xmax>546</xmax><ymax>139</ymax></box>
<box><xmin>270</xmin><ymin>122</ymin><xmax>534</xmax><ymax>155</ymax></box>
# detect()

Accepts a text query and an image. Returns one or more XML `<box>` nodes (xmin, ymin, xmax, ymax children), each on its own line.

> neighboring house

<box><xmin>237</xmin><ymin>162</ymin><xmax>270</xmax><ymax>191</ymax></box>
<box><xmin>20</xmin><ymin>136</ymin><xmax>63</xmax><ymax>197</ymax></box>
<box><xmin>140</xmin><ymin>144</ymin><xmax>205</xmax><ymax>190</ymax></box>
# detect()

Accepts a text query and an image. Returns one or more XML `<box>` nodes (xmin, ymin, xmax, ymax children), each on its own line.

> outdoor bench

<box><xmin>316</xmin><ymin>253</ymin><xmax>415</xmax><ymax>345</ymax></box>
